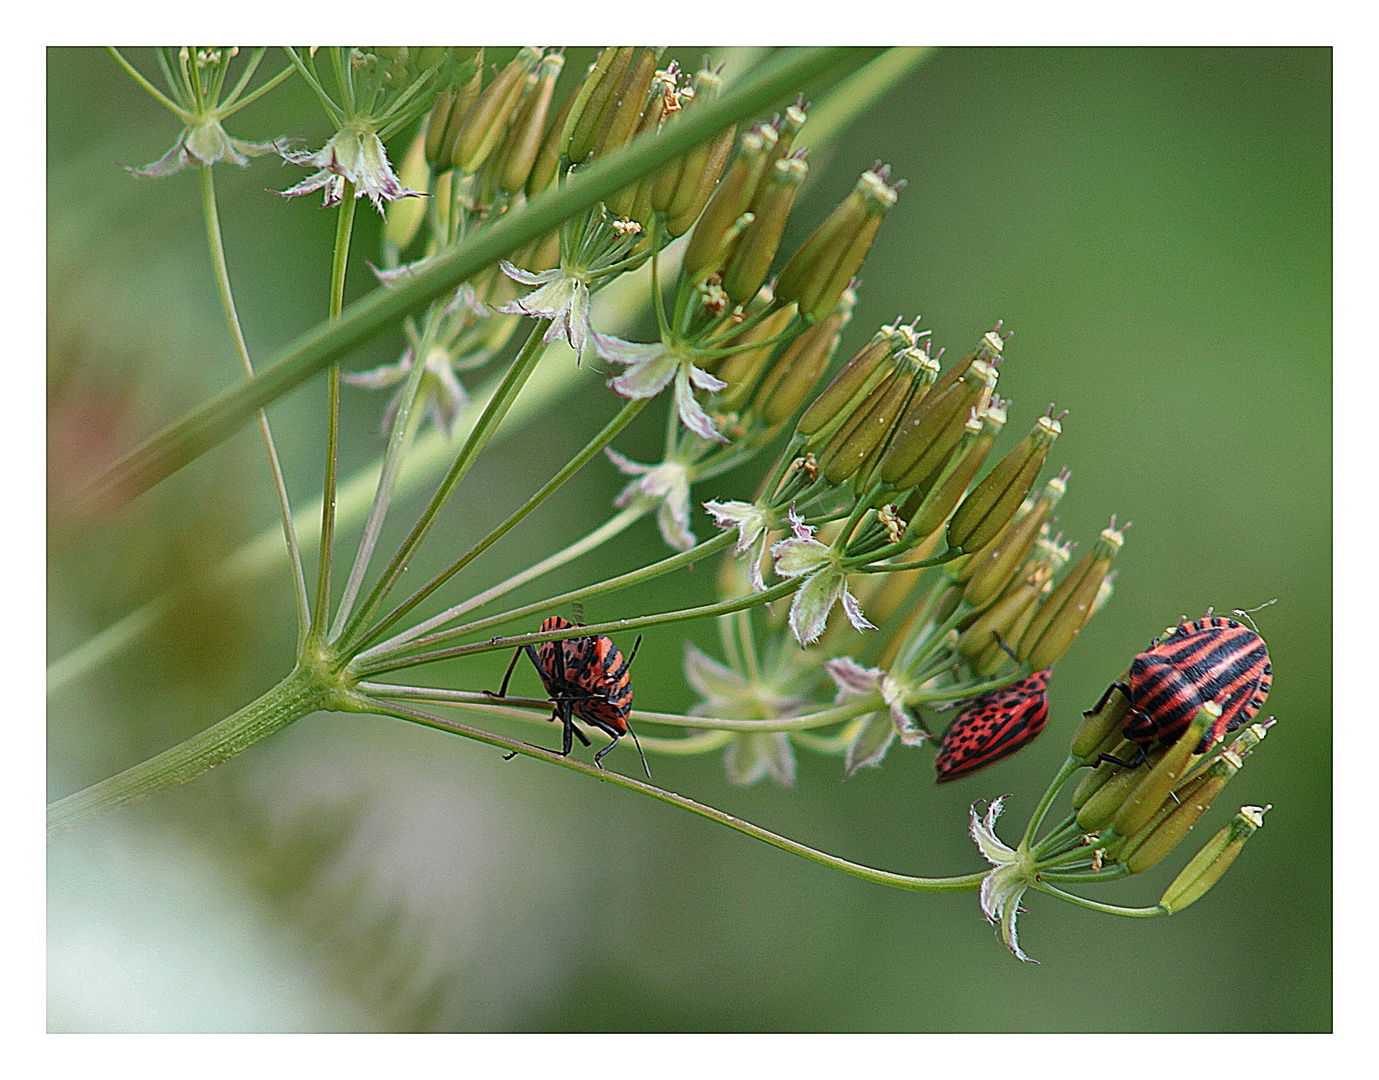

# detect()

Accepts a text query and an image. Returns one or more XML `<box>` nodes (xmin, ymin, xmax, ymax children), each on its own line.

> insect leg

<box><xmin>490</xmin><ymin>647</ymin><xmax>525</xmax><ymax>699</ymax></box>
<box><xmin>1085</xmin><ymin>681</ymin><xmax>1131</xmax><ymax>718</ymax></box>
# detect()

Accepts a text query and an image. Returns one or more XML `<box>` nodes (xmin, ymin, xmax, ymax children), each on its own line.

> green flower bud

<box><xmin>947</xmin><ymin>408</ymin><xmax>1063</xmax><ymax>555</ymax></box>
<box><xmin>450</xmin><ymin>47</ymin><xmax>543</xmax><ymax>175</ymax></box>
<box><xmin>565</xmin><ymin>47</ymin><xmax>635</xmax><ymax>163</ymax></box>
<box><xmin>905</xmin><ymin>399</ymin><xmax>1007</xmax><ymax>539</ymax></box>
<box><xmin>1160</xmin><ymin>805</ymin><xmax>1270</xmax><ymax>914</ymax></box>
<box><xmin>961</xmin><ymin>469</ymin><xmax>1069</xmax><ymax>602</ymax></box>
<box><xmin>1018</xmin><ymin>517</ymin><xmax>1126</xmax><ymax>670</ymax></box>
<box><xmin>427</xmin><ymin>56</ymin><xmax>485</xmax><ymax>167</ymax></box>
<box><xmin>722</xmin><ymin>152</ymin><xmax>809</xmax><ymax>306</ymax></box>
<box><xmin>1070</xmin><ymin>677</ymin><xmax>1131</xmax><ymax>760</ymax></box>
<box><xmin>776</xmin><ymin>165</ymin><xmax>902</xmax><ymax>320</ymax></box>
<box><xmin>682</xmin><ymin>126</ymin><xmax>773</xmax><ymax>279</ymax></box>
<box><xmin>878</xmin><ymin>356</ymin><xmax>997</xmax><ymax>491</ymax></box>
<box><xmin>1076</xmin><ymin>746</ymin><xmax>1166</xmax><ymax>832</ymax></box>
<box><xmin>496</xmin><ymin>52</ymin><xmax>563</xmax><ymax>195</ymax></box>
<box><xmin>796</xmin><ymin>320</ymin><xmax>917</xmax><ymax>440</ymax></box>
<box><xmin>1111</xmin><ymin>704</ymin><xmax>1221</xmax><ymax>840</ymax></box>
<box><xmin>754</xmin><ymin>290</ymin><xmax>853</xmax><ymax>425</ymax></box>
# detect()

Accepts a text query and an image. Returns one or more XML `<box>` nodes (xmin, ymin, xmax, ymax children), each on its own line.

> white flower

<box><xmin>277</xmin><ymin>128</ymin><xmax>421</xmax><ymax>214</ymax></box>
<box><xmin>497</xmin><ymin>261</ymin><xmax>593</xmax><ymax>359</ymax></box>
<box><xmin>770</xmin><ymin>507</ymin><xmax>875</xmax><ymax>646</ymax></box>
<box><xmin>824</xmin><ymin>657</ymin><xmax>928</xmax><ymax>777</ymax></box>
<box><xmin>127</xmin><ymin>119</ymin><xmax>277</xmax><ymax>177</ymax></box>
<box><xmin>684</xmin><ymin>643</ymin><xmax>813</xmax><ymax>788</ymax></box>
<box><xmin>343</xmin><ymin>345</ymin><xmax>468</xmax><ymax>437</ymax></box>
<box><xmin>970</xmin><ymin>796</ymin><xmax>1039</xmax><ymax>963</ymax></box>
<box><xmin>605</xmin><ymin>448</ymin><xmax>696</xmax><ymax>552</ymax></box>
<box><xmin>702</xmin><ymin>499</ymin><xmax>773</xmax><ymax>592</ymax></box>
<box><xmin>592</xmin><ymin>333</ymin><xmax>729</xmax><ymax>444</ymax></box>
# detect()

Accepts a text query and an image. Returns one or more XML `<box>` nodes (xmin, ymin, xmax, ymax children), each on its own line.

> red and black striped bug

<box><xmin>495</xmin><ymin>616</ymin><xmax>650</xmax><ymax>776</ymax></box>
<box><xmin>934</xmin><ymin>669</ymin><xmax>1052</xmax><ymax>783</ymax></box>
<box><xmin>1090</xmin><ymin>614</ymin><xmax>1272</xmax><ymax>765</ymax></box>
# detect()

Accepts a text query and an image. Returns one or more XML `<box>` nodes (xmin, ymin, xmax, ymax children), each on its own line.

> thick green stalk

<box><xmin>47</xmin><ymin>665</ymin><xmax>348</xmax><ymax>840</ymax></box>
<box><xmin>78</xmin><ymin>47</ymin><xmax>854</xmax><ymax>514</ymax></box>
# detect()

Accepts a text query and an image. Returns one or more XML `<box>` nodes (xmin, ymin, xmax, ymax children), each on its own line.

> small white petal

<box><xmin>499</xmin><ymin>260</ymin><xmax>561</xmax><ymax>287</ymax></box>
<box><xmin>787</xmin><ymin>504</ymin><xmax>814</xmax><ymax>541</ymax></box>
<box><xmin>610</xmin><ymin>350</ymin><xmax>679</xmax><ymax>400</ymax></box>
<box><xmin>825</xmin><ymin>657</ymin><xmax>883</xmax><ymax>700</ymax></box>
<box><xmin>683</xmin><ymin>642</ymin><xmax>749</xmax><ymax>701</ymax></box>
<box><xmin>840</xmin><ymin>583</ymin><xmax>877</xmax><ymax>633</ymax></box>
<box><xmin>788</xmin><ymin>569</ymin><xmax>845</xmax><ymax>646</ymax></box>
<box><xmin>688</xmin><ymin>364</ymin><xmax>729</xmax><ymax>393</ymax></box>
<box><xmin>604</xmin><ymin>446</ymin><xmax>654</xmax><ymax>478</ymax></box>
<box><xmin>673</xmin><ymin>365</ymin><xmax>728</xmax><ymax>443</ymax></box>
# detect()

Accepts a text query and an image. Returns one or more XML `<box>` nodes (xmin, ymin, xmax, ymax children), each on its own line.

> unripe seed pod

<box><xmin>1111</xmin><ymin>705</ymin><xmax>1220</xmax><ymax>840</ymax></box>
<box><xmin>962</xmin><ymin>469</ymin><xmax>1068</xmax><ymax>603</ymax></box>
<box><xmin>450</xmin><ymin>47</ymin><xmax>543</xmax><ymax>174</ymax></box>
<box><xmin>752</xmin><ymin>101</ymin><xmax>808</xmax><ymax>213</ymax></box>
<box><xmin>682</xmin><ymin>127</ymin><xmax>772</xmax><ymax>280</ymax></box>
<box><xmin>428</xmin><ymin>57</ymin><xmax>485</xmax><ymax>167</ymax></box>
<box><xmin>566</xmin><ymin>47</ymin><xmax>634</xmax><ymax>163</ymax></box>
<box><xmin>948</xmin><ymin>409</ymin><xmax>1063</xmax><ymax>554</ymax></box>
<box><xmin>664</xmin><ymin>127</ymin><xmax>734</xmax><ymax>237</ymax></box>
<box><xmin>972</xmin><ymin>578</ymin><xmax>1048</xmax><ymax>677</ymax></box>
<box><xmin>1076</xmin><ymin>746</ymin><xmax>1166</xmax><ymax>831</ymax></box>
<box><xmin>957</xmin><ymin>560</ymin><xmax>1053</xmax><ymax>664</ymax></box>
<box><xmin>497</xmin><ymin>52</ymin><xmax>563</xmax><ymax>194</ymax></box>
<box><xmin>879</xmin><ymin>359</ymin><xmax>997</xmax><ymax>491</ymax></box>
<box><xmin>1072</xmin><ymin>740</ymin><xmax>1137</xmax><ymax>809</ymax></box>
<box><xmin>1019</xmin><ymin>518</ymin><xmax>1126</xmax><ymax>670</ymax></box>
<box><xmin>855</xmin><ymin>346</ymin><xmax>940</xmax><ymax>489</ymax></box>
<box><xmin>796</xmin><ymin>326</ymin><xmax>904</xmax><ymax>439</ymax></box>
<box><xmin>1160</xmin><ymin>805</ymin><xmax>1269</xmax><ymax>914</ymax></box>
<box><xmin>608</xmin><ymin>72</ymin><xmax>674</xmax><ymax>219</ymax></box>
<box><xmin>754</xmin><ymin>291</ymin><xmax>853</xmax><ymax>425</ymax></box>
<box><xmin>929</xmin><ymin>324</ymin><xmax>1006</xmax><ymax>402</ymax></box>
<box><xmin>1069</xmin><ymin>677</ymin><xmax>1131</xmax><ymax>760</ymax></box>
<box><xmin>931</xmin><ymin>582</ymin><xmax>965</xmax><ymax>625</ymax></box>
<box><xmin>776</xmin><ymin>166</ymin><xmax>901</xmax><ymax>320</ymax></box>
<box><xmin>384</xmin><ymin>130</ymin><xmax>430</xmax><ymax>252</ymax></box>
<box><xmin>906</xmin><ymin>400</ymin><xmax>1007</xmax><ymax>539</ymax></box>
<box><xmin>526</xmin><ymin>86</ymin><xmax>579</xmax><ymax>198</ymax></box>
<box><xmin>589</xmin><ymin>48</ymin><xmax>659</xmax><ymax>161</ymax></box>
<box><xmin>722</xmin><ymin>153</ymin><xmax>809</xmax><ymax>306</ymax></box>
<box><xmin>817</xmin><ymin>363</ymin><xmax>916</xmax><ymax>485</ymax></box>
<box><xmin>1122</xmin><ymin>763</ymin><xmax>1234</xmax><ymax>873</ymax></box>
<box><xmin>713</xmin><ymin>304</ymin><xmax>799</xmax><ymax>405</ymax></box>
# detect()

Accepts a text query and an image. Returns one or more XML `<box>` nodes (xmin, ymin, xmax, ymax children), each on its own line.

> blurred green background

<box><xmin>47</xmin><ymin>47</ymin><xmax>1330</xmax><ymax>1031</ymax></box>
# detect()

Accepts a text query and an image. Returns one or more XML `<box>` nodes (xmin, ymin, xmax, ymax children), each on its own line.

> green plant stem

<box><xmin>199</xmin><ymin>164</ymin><xmax>310</xmax><ymax>643</ymax></box>
<box><xmin>310</xmin><ymin>184</ymin><xmax>357</xmax><ymax>642</ymax></box>
<box><xmin>1021</xmin><ymin>754</ymin><xmax>1084</xmax><ymax>849</ymax></box>
<box><xmin>366</xmin><ymin>696</ymin><xmax>986</xmax><ymax>894</ymax></box>
<box><xmin>365</xmin><ymin>503</ymin><xmax>650</xmax><ymax>659</ymax></box>
<box><xmin>47</xmin><ymin>665</ymin><xmax>349</xmax><ymax>840</ymax></box>
<box><xmin>79</xmin><ymin>47</ymin><xmax>855</xmax><ymax>514</ymax></box>
<box><xmin>1033</xmin><ymin>882</ymin><xmax>1164</xmax><ymax>917</ymax></box>
<box><xmin>635</xmin><ymin>731</ymin><xmax>734</xmax><ymax>755</ymax></box>
<box><xmin>354</xmin><ymin>533</ymin><xmax>775</xmax><ymax>675</ymax></box>
<box><xmin>357</xmin><ymin>526</ymin><xmax>739</xmax><ymax>667</ymax></box>
<box><xmin>335</xmin><ymin>320</ymin><xmax>552</xmax><ymax>653</ymax></box>
<box><xmin>108</xmin><ymin>47</ymin><xmax>184</xmax><ymax>116</ymax></box>
<box><xmin>358</xmin><ymin>685</ymin><xmax>875</xmax><ymax>734</ymax></box>
<box><xmin>330</xmin><ymin>316</ymin><xmax>438</xmax><ymax>639</ymax></box>
<box><xmin>352</xmin><ymin>397</ymin><xmax>649</xmax><ymax>654</ymax></box>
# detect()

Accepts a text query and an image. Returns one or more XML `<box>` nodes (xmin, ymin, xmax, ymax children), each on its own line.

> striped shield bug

<box><xmin>1090</xmin><ymin>614</ymin><xmax>1272</xmax><ymax>765</ymax></box>
<box><xmin>934</xmin><ymin>669</ymin><xmax>1052</xmax><ymax>783</ymax></box>
<box><xmin>495</xmin><ymin>616</ymin><xmax>650</xmax><ymax>776</ymax></box>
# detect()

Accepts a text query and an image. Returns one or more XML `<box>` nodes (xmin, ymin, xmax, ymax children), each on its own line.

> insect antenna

<box><xmin>1232</xmin><ymin>598</ymin><xmax>1278</xmax><ymax>634</ymax></box>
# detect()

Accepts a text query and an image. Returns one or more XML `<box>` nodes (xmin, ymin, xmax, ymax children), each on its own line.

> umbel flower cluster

<box><xmin>53</xmin><ymin>47</ymin><xmax>1280</xmax><ymax>966</ymax></box>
